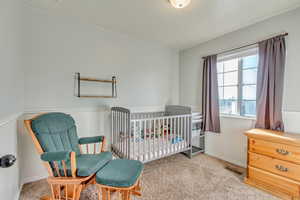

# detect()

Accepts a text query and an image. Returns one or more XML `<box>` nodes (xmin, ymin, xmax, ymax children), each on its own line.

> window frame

<box><xmin>217</xmin><ymin>47</ymin><xmax>258</xmax><ymax>118</ymax></box>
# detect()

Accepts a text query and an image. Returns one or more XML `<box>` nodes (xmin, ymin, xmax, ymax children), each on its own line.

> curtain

<box><xmin>255</xmin><ymin>36</ymin><xmax>286</xmax><ymax>131</ymax></box>
<box><xmin>202</xmin><ymin>55</ymin><xmax>221</xmax><ymax>133</ymax></box>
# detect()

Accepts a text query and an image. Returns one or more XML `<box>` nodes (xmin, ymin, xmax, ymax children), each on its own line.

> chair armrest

<box><xmin>78</xmin><ymin>136</ymin><xmax>105</xmax><ymax>145</ymax></box>
<box><xmin>41</xmin><ymin>151</ymin><xmax>77</xmax><ymax>178</ymax></box>
<box><xmin>41</xmin><ymin>151</ymin><xmax>71</xmax><ymax>162</ymax></box>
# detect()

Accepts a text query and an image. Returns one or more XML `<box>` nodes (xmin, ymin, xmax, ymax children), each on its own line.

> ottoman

<box><xmin>96</xmin><ymin>159</ymin><xmax>144</xmax><ymax>200</ymax></box>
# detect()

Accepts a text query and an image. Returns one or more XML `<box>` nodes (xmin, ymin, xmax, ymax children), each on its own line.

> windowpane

<box><xmin>243</xmin><ymin>85</ymin><xmax>256</xmax><ymax>100</ymax></box>
<box><xmin>224</xmin><ymin>71</ymin><xmax>238</xmax><ymax>86</ymax></box>
<box><xmin>217</xmin><ymin>50</ymin><xmax>258</xmax><ymax>117</ymax></box>
<box><xmin>218</xmin><ymin>87</ymin><xmax>224</xmax><ymax>99</ymax></box>
<box><xmin>224</xmin><ymin>58</ymin><xmax>238</xmax><ymax>71</ymax></box>
<box><xmin>218</xmin><ymin>74</ymin><xmax>223</xmax><ymax>86</ymax></box>
<box><xmin>243</xmin><ymin>55</ymin><xmax>258</xmax><ymax>69</ymax></box>
<box><xmin>217</xmin><ymin>63</ymin><xmax>224</xmax><ymax>73</ymax></box>
<box><xmin>224</xmin><ymin>86</ymin><xmax>238</xmax><ymax>99</ymax></box>
<box><xmin>242</xmin><ymin>100</ymin><xmax>256</xmax><ymax>116</ymax></box>
<box><xmin>243</xmin><ymin>68</ymin><xmax>257</xmax><ymax>84</ymax></box>
<box><xmin>220</xmin><ymin>100</ymin><xmax>238</xmax><ymax>115</ymax></box>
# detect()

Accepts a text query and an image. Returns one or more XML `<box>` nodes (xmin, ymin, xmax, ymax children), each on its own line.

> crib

<box><xmin>111</xmin><ymin>105</ymin><xmax>192</xmax><ymax>163</ymax></box>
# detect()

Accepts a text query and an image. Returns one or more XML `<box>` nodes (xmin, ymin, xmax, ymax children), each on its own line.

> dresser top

<box><xmin>245</xmin><ymin>128</ymin><xmax>300</xmax><ymax>146</ymax></box>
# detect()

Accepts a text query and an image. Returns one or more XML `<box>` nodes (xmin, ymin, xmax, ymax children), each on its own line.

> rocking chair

<box><xmin>24</xmin><ymin>112</ymin><xmax>112</xmax><ymax>200</ymax></box>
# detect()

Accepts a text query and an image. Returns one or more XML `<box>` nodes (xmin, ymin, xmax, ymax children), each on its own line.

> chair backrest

<box><xmin>30</xmin><ymin>112</ymin><xmax>81</xmax><ymax>154</ymax></box>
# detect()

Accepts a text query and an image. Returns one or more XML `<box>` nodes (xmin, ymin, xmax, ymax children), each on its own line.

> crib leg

<box><xmin>188</xmin><ymin>148</ymin><xmax>193</xmax><ymax>158</ymax></box>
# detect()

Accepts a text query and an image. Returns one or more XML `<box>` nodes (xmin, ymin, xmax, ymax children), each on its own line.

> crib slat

<box><xmin>168</xmin><ymin>118</ymin><xmax>171</xmax><ymax>154</ymax></box>
<box><xmin>158</xmin><ymin>119</ymin><xmax>161</xmax><ymax>157</ymax></box>
<box><xmin>120</xmin><ymin>111</ymin><xmax>123</xmax><ymax>157</ymax></box>
<box><xmin>184</xmin><ymin>116</ymin><xmax>187</xmax><ymax>149</ymax></box>
<box><xmin>122</xmin><ymin>112</ymin><xmax>125</xmax><ymax>158</ymax></box>
<box><xmin>153</xmin><ymin>119</ymin><xmax>157</xmax><ymax>160</ymax></box>
<box><xmin>124</xmin><ymin>112</ymin><xmax>127</xmax><ymax>159</ymax></box>
<box><xmin>180</xmin><ymin>117</ymin><xmax>184</xmax><ymax>149</ymax></box>
<box><xmin>170</xmin><ymin>117</ymin><xmax>173</xmax><ymax>153</ymax></box>
<box><xmin>177</xmin><ymin>117</ymin><xmax>180</xmax><ymax>151</ymax></box>
<box><xmin>185</xmin><ymin>116</ymin><xmax>188</xmax><ymax>149</ymax></box>
<box><xmin>117</xmin><ymin>111</ymin><xmax>120</xmax><ymax>155</ymax></box>
<box><xmin>127</xmin><ymin>112</ymin><xmax>130</xmax><ymax>159</ymax></box>
<box><xmin>133</xmin><ymin>121</ymin><xmax>136</xmax><ymax>160</ymax></box>
<box><xmin>118</xmin><ymin>112</ymin><xmax>123</xmax><ymax>155</ymax></box>
<box><xmin>124</xmin><ymin>112</ymin><xmax>126</xmax><ymax>158</ymax></box>
<box><xmin>164</xmin><ymin>118</ymin><xmax>166</xmax><ymax>155</ymax></box>
<box><xmin>181</xmin><ymin>116</ymin><xmax>184</xmax><ymax>150</ymax></box>
<box><xmin>120</xmin><ymin>112</ymin><xmax>123</xmax><ymax>157</ymax></box>
<box><xmin>138</xmin><ymin>121</ymin><xmax>141</xmax><ymax>161</ymax></box>
<box><xmin>143</xmin><ymin>120</ymin><xmax>146</xmax><ymax>161</ymax></box>
<box><xmin>163</xmin><ymin>118</ymin><xmax>165</xmax><ymax>156</ymax></box>
<box><xmin>148</xmin><ymin>119</ymin><xmax>151</xmax><ymax>160</ymax></box>
<box><xmin>111</xmin><ymin>110</ymin><xmax>114</xmax><ymax>152</ymax></box>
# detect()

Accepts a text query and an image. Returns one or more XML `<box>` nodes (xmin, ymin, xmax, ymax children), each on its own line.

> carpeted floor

<box><xmin>20</xmin><ymin>154</ymin><xmax>279</xmax><ymax>200</ymax></box>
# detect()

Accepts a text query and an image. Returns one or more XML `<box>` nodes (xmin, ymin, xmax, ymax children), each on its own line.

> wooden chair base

<box><xmin>97</xmin><ymin>180</ymin><xmax>142</xmax><ymax>200</ymax></box>
<box><xmin>41</xmin><ymin>175</ymin><xmax>94</xmax><ymax>200</ymax></box>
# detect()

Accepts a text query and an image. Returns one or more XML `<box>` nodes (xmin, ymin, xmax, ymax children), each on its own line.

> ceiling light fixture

<box><xmin>169</xmin><ymin>0</ymin><xmax>191</xmax><ymax>9</ymax></box>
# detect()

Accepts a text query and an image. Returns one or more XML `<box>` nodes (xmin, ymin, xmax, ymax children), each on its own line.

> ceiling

<box><xmin>24</xmin><ymin>0</ymin><xmax>300</xmax><ymax>49</ymax></box>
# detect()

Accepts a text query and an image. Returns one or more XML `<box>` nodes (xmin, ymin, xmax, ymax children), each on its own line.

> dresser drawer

<box><xmin>249</xmin><ymin>152</ymin><xmax>300</xmax><ymax>182</ymax></box>
<box><xmin>249</xmin><ymin>138</ymin><xmax>300</xmax><ymax>164</ymax></box>
<box><xmin>247</xmin><ymin>166</ymin><xmax>300</xmax><ymax>198</ymax></box>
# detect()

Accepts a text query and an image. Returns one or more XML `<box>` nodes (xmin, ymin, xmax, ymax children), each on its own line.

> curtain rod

<box><xmin>202</xmin><ymin>32</ymin><xmax>288</xmax><ymax>59</ymax></box>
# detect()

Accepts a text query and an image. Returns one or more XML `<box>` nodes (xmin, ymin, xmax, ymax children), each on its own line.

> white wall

<box><xmin>23</xmin><ymin>5</ymin><xmax>179</xmax><ymax>111</ymax></box>
<box><xmin>180</xmin><ymin>8</ymin><xmax>300</xmax><ymax>167</ymax></box>
<box><xmin>0</xmin><ymin>0</ymin><xmax>24</xmax><ymax>120</ymax></box>
<box><xmin>0</xmin><ymin>0</ymin><xmax>24</xmax><ymax>199</ymax></box>
<box><xmin>19</xmin><ymin>4</ymin><xmax>180</xmax><ymax>184</ymax></box>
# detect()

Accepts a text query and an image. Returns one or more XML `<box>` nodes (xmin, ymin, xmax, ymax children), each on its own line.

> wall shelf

<box><xmin>75</xmin><ymin>72</ymin><xmax>117</xmax><ymax>98</ymax></box>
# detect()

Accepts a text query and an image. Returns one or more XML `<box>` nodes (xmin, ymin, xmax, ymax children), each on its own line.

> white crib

<box><xmin>111</xmin><ymin>106</ymin><xmax>192</xmax><ymax>163</ymax></box>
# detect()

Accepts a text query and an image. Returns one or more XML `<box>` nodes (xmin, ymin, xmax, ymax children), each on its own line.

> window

<box><xmin>217</xmin><ymin>48</ymin><xmax>258</xmax><ymax>117</ymax></box>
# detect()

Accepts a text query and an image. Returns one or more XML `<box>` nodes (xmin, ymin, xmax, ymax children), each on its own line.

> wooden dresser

<box><xmin>245</xmin><ymin>128</ymin><xmax>300</xmax><ymax>200</ymax></box>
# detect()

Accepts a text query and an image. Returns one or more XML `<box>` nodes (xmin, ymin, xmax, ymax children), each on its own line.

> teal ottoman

<box><xmin>96</xmin><ymin>159</ymin><xmax>144</xmax><ymax>200</ymax></box>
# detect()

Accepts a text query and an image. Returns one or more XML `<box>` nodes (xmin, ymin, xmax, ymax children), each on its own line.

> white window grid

<box><xmin>217</xmin><ymin>52</ymin><xmax>258</xmax><ymax>117</ymax></box>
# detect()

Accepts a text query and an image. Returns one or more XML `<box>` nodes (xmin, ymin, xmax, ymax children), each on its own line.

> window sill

<box><xmin>220</xmin><ymin>114</ymin><xmax>256</xmax><ymax>121</ymax></box>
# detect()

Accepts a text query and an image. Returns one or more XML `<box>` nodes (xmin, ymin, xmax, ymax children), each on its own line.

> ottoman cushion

<box><xmin>96</xmin><ymin>159</ymin><xmax>144</xmax><ymax>188</ymax></box>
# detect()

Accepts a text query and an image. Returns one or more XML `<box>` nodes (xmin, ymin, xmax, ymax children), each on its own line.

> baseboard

<box><xmin>205</xmin><ymin>151</ymin><xmax>246</xmax><ymax>168</ymax></box>
<box><xmin>21</xmin><ymin>174</ymin><xmax>48</xmax><ymax>186</ymax></box>
<box><xmin>15</xmin><ymin>185</ymin><xmax>22</xmax><ymax>200</ymax></box>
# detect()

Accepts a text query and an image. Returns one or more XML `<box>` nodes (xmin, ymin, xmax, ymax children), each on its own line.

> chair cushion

<box><xmin>75</xmin><ymin>152</ymin><xmax>113</xmax><ymax>177</ymax></box>
<box><xmin>96</xmin><ymin>159</ymin><xmax>144</xmax><ymax>188</ymax></box>
<box><xmin>31</xmin><ymin>113</ymin><xmax>81</xmax><ymax>154</ymax></box>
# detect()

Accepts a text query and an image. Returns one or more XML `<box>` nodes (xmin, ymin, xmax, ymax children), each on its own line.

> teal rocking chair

<box><xmin>24</xmin><ymin>112</ymin><xmax>112</xmax><ymax>200</ymax></box>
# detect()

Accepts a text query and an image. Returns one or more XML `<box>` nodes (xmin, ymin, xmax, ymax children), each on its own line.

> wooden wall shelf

<box><xmin>75</xmin><ymin>72</ymin><xmax>117</xmax><ymax>98</ymax></box>
<box><xmin>79</xmin><ymin>77</ymin><xmax>115</xmax><ymax>83</ymax></box>
<box><xmin>79</xmin><ymin>95</ymin><xmax>114</xmax><ymax>98</ymax></box>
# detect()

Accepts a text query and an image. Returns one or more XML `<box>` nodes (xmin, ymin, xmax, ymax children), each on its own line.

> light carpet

<box><xmin>20</xmin><ymin>154</ymin><xmax>278</xmax><ymax>200</ymax></box>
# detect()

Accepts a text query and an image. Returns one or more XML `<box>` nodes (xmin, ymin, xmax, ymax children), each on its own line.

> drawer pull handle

<box><xmin>276</xmin><ymin>149</ymin><xmax>289</xmax><ymax>155</ymax></box>
<box><xmin>275</xmin><ymin>165</ymin><xmax>288</xmax><ymax>172</ymax></box>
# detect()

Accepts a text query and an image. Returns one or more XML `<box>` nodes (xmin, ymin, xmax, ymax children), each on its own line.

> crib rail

<box><xmin>111</xmin><ymin>106</ymin><xmax>192</xmax><ymax>163</ymax></box>
<box><xmin>131</xmin><ymin>111</ymin><xmax>164</xmax><ymax>120</ymax></box>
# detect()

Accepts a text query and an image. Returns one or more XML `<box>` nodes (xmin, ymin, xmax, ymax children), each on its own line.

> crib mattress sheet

<box><xmin>114</xmin><ymin>138</ymin><xmax>187</xmax><ymax>161</ymax></box>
